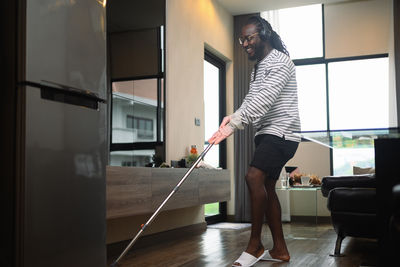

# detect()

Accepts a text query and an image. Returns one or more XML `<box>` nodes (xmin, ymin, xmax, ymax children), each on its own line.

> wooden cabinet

<box><xmin>106</xmin><ymin>166</ymin><xmax>230</xmax><ymax>219</ymax></box>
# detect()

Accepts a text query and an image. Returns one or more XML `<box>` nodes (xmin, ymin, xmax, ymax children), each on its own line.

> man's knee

<box><xmin>245</xmin><ymin>167</ymin><xmax>265</xmax><ymax>186</ymax></box>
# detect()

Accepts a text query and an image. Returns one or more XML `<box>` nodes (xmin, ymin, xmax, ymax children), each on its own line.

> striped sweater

<box><xmin>231</xmin><ymin>49</ymin><xmax>301</xmax><ymax>142</ymax></box>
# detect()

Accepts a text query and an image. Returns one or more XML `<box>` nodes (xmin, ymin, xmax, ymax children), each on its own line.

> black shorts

<box><xmin>250</xmin><ymin>134</ymin><xmax>299</xmax><ymax>180</ymax></box>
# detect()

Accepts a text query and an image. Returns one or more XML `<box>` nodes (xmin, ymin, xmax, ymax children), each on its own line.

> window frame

<box><xmin>109</xmin><ymin>25</ymin><xmax>165</xmax><ymax>161</ymax></box>
<box><xmin>204</xmin><ymin>50</ymin><xmax>227</xmax><ymax>169</ymax></box>
<box><xmin>289</xmin><ymin>4</ymin><xmax>390</xmax><ymax>175</ymax></box>
<box><xmin>204</xmin><ymin>49</ymin><xmax>227</xmax><ymax>224</ymax></box>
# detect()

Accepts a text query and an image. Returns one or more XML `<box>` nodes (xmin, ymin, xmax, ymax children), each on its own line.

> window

<box><xmin>331</xmin><ymin>132</ymin><xmax>375</xmax><ymax>175</ymax></box>
<box><xmin>203</xmin><ymin>50</ymin><xmax>227</xmax><ymax>223</ymax></box>
<box><xmin>262</xmin><ymin>4</ymin><xmax>323</xmax><ymax>60</ymax></box>
<box><xmin>203</xmin><ymin>51</ymin><xmax>227</xmax><ymax>169</ymax></box>
<box><xmin>122</xmin><ymin>161</ymin><xmax>137</xmax><ymax>167</ymax></box>
<box><xmin>328</xmin><ymin>58</ymin><xmax>389</xmax><ymax>175</ymax></box>
<box><xmin>109</xmin><ymin>26</ymin><xmax>165</xmax><ymax>167</ymax></box>
<box><xmin>110</xmin><ymin>78</ymin><xmax>164</xmax><ymax>167</ymax></box>
<box><xmin>204</xmin><ymin>60</ymin><xmax>220</xmax><ymax>169</ymax></box>
<box><xmin>262</xmin><ymin>4</ymin><xmax>392</xmax><ymax>175</ymax></box>
<box><xmin>328</xmin><ymin>58</ymin><xmax>389</xmax><ymax>130</ymax></box>
<box><xmin>110</xmin><ymin>150</ymin><xmax>155</xmax><ymax>167</ymax></box>
<box><xmin>127</xmin><ymin>116</ymin><xmax>154</xmax><ymax>139</ymax></box>
<box><xmin>296</xmin><ymin>64</ymin><xmax>327</xmax><ymax>131</ymax></box>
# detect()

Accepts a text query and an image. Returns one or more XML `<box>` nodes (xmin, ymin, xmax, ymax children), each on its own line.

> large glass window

<box><xmin>296</xmin><ymin>64</ymin><xmax>327</xmax><ymax>131</ymax></box>
<box><xmin>262</xmin><ymin>4</ymin><xmax>323</xmax><ymax>60</ymax></box>
<box><xmin>203</xmin><ymin>50</ymin><xmax>227</xmax><ymax>223</ymax></box>
<box><xmin>110</xmin><ymin>149</ymin><xmax>155</xmax><ymax>167</ymax></box>
<box><xmin>328</xmin><ymin>58</ymin><xmax>389</xmax><ymax>130</ymax></box>
<box><xmin>328</xmin><ymin>58</ymin><xmax>389</xmax><ymax>174</ymax></box>
<box><xmin>331</xmin><ymin>135</ymin><xmax>375</xmax><ymax>175</ymax></box>
<box><xmin>108</xmin><ymin>0</ymin><xmax>165</xmax><ymax>168</ymax></box>
<box><xmin>112</xmin><ymin>79</ymin><xmax>158</xmax><ymax>143</ymax></box>
<box><xmin>262</xmin><ymin>4</ymin><xmax>392</xmax><ymax>175</ymax></box>
<box><xmin>110</xmin><ymin>77</ymin><xmax>164</xmax><ymax>167</ymax></box>
<box><xmin>204</xmin><ymin>60</ymin><xmax>220</xmax><ymax>169</ymax></box>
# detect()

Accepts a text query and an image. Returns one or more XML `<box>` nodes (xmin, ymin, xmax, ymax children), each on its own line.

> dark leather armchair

<box><xmin>321</xmin><ymin>174</ymin><xmax>377</xmax><ymax>256</ymax></box>
<box><xmin>390</xmin><ymin>184</ymin><xmax>400</xmax><ymax>244</ymax></box>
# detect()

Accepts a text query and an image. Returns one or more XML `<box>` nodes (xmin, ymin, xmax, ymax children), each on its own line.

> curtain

<box><xmin>233</xmin><ymin>14</ymin><xmax>257</xmax><ymax>222</ymax></box>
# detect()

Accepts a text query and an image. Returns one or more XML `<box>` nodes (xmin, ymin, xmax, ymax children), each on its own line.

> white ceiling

<box><xmin>215</xmin><ymin>0</ymin><xmax>357</xmax><ymax>15</ymax></box>
<box><xmin>106</xmin><ymin>0</ymin><xmax>361</xmax><ymax>32</ymax></box>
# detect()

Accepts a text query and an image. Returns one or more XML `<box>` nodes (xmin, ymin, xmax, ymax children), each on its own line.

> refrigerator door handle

<box><xmin>20</xmin><ymin>80</ymin><xmax>106</xmax><ymax>110</ymax></box>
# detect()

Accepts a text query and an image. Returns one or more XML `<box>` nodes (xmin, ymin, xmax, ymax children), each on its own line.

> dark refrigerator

<box><xmin>17</xmin><ymin>0</ymin><xmax>107</xmax><ymax>266</ymax></box>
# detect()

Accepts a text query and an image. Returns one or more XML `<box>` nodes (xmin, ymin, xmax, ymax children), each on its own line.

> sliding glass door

<box><xmin>203</xmin><ymin>50</ymin><xmax>227</xmax><ymax>224</ymax></box>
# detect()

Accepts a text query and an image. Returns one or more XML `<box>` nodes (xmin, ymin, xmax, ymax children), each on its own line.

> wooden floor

<box><xmin>107</xmin><ymin>222</ymin><xmax>378</xmax><ymax>267</ymax></box>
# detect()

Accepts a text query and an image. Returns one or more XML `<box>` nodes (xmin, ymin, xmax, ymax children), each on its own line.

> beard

<box><xmin>247</xmin><ymin>42</ymin><xmax>266</xmax><ymax>61</ymax></box>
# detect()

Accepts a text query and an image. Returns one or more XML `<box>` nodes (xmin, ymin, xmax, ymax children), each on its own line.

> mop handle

<box><xmin>111</xmin><ymin>143</ymin><xmax>214</xmax><ymax>266</ymax></box>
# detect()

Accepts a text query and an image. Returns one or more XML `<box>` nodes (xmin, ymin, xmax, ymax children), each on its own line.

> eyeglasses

<box><xmin>238</xmin><ymin>32</ymin><xmax>259</xmax><ymax>46</ymax></box>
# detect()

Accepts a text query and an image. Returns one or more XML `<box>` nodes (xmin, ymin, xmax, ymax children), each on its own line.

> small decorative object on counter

<box><xmin>301</xmin><ymin>176</ymin><xmax>310</xmax><ymax>186</ymax></box>
<box><xmin>152</xmin><ymin>154</ymin><xmax>163</xmax><ymax>167</ymax></box>
<box><xmin>290</xmin><ymin>172</ymin><xmax>321</xmax><ymax>186</ymax></box>
<box><xmin>159</xmin><ymin>162</ymin><xmax>170</xmax><ymax>168</ymax></box>
<box><xmin>186</xmin><ymin>145</ymin><xmax>199</xmax><ymax>168</ymax></box>
<box><xmin>190</xmin><ymin>145</ymin><xmax>198</xmax><ymax>155</ymax></box>
<box><xmin>309</xmin><ymin>174</ymin><xmax>321</xmax><ymax>185</ymax></box>
<box><xmin>178</xmin><ymin>158</ymin><xmax>186</xmax><ymax>168</ymax></box>
<box><xmin>280</xmin><ymin>172</ymin><xmax>289</xmax><ymax>188</ymax></box>
<box><xmin>170</xmin><ymin>160</ymin><xmax>179</xmax><ymax>168</ymax></box>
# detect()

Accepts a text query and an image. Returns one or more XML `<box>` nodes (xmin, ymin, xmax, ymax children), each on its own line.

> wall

<box><xmin>165</xmin><ymin>0</ymin><xmax>234</xmax><ymax>214</ymax></box>
<box><xmin>165</xmin><ymin>0</ymin><xmax>234</xmax><ymax>161</ymax></box>
<box><xmin>286</xmin><ymin>142</ymin><xmax>331</xmax><ymax>178</ymax></box>
<box><xmin>107</xmin><ymin>206</ymin><xmax>204</xmax><ymax>244</ymax></box>
<box><xmin>325</xmin><ymin>0</ymin><xmax>391</xmax><ymax>58</ymax></box>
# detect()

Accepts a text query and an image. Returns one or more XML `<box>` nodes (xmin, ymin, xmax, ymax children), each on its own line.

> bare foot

<box><xmin>268</xmin><ymin>249</ymin><xmax>290</xmax><ymax>262</ymax></box>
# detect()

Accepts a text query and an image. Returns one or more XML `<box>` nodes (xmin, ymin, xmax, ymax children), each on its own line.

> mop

<box><xmin>110</xmin><ymin>143</ymin><xmax>214</xmax><ymax>267</ymax></box>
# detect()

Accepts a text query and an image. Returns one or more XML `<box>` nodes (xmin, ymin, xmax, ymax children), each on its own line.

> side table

<box><xmin>276</xmin><ymin>186</ymin><xmax>322</xmax><ymax>224</ymax></box>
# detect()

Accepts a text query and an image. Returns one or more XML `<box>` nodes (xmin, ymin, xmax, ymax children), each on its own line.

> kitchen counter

<box><xmin>106</xmin><ymin>166</ymin><xmax>231</xmax><ymax>219</ymax></box>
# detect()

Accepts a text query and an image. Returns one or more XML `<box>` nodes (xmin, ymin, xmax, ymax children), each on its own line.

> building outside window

<box><xmin>110</xmin><ymin>78</ymin><xmax>163</xmax><ymax>167</ymax></box>
<box><xmin>126</xmin><ymin>115</ymin><xmax>154</xmax><ymax>139</ymax></box>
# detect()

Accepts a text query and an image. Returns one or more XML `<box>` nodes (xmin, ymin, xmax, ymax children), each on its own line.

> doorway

<box><xmin>203</xmin><ymin>50</ymin><xmax>227</xmax><ymax>224</ymax></box>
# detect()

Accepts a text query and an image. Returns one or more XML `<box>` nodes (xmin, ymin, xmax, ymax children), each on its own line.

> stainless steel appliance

<box><xmin>18</xmin><ymin>1</ymin><xmax>107</xmax><ymax>266</ymax></box>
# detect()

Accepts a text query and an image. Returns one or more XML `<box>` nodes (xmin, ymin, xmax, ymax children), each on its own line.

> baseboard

<box><xmin>107</xmin><ymin>222</ymin><xmax>207</xmax><ymax>259</ymax></box>
<box><xmin>225</xmin><ymin>215</ymin><xmax>331</xmax><ymax>224</ymax></box>
<box><xmin>290</xmin><ymin>216</ymin><xmax>332</xmax><ymax>224</ymax></box>
<box><xmin>226</xmin><ymin>215</ymin><xmax>236</xmax><ymax>222</ymax></box>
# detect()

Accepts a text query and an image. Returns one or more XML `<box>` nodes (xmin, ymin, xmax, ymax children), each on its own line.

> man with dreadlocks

<box><xmin>209</xmin><ymin>16</ymin><xmax>301</xmax><ymax>267</ymax></box>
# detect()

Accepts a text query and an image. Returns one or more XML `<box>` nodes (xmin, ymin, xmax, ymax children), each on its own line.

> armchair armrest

<box><xmin>391</xmin><ymin>184</ymin><xmax>400</xmax><ymax>238</ymax></box>
<box><xmin>327</xmin><ymin>187</ymin><xmax>377</xmax><ymax>213</ymax></box>
<box><xmin>393</xmin><ymin>184</ymin><xmax>400</xmax><ymax>212</ymax></box>
<box><xmin>321</xmin><ymin>174</ymin><xmax>376</xmax><ymax>197</ymax></box>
